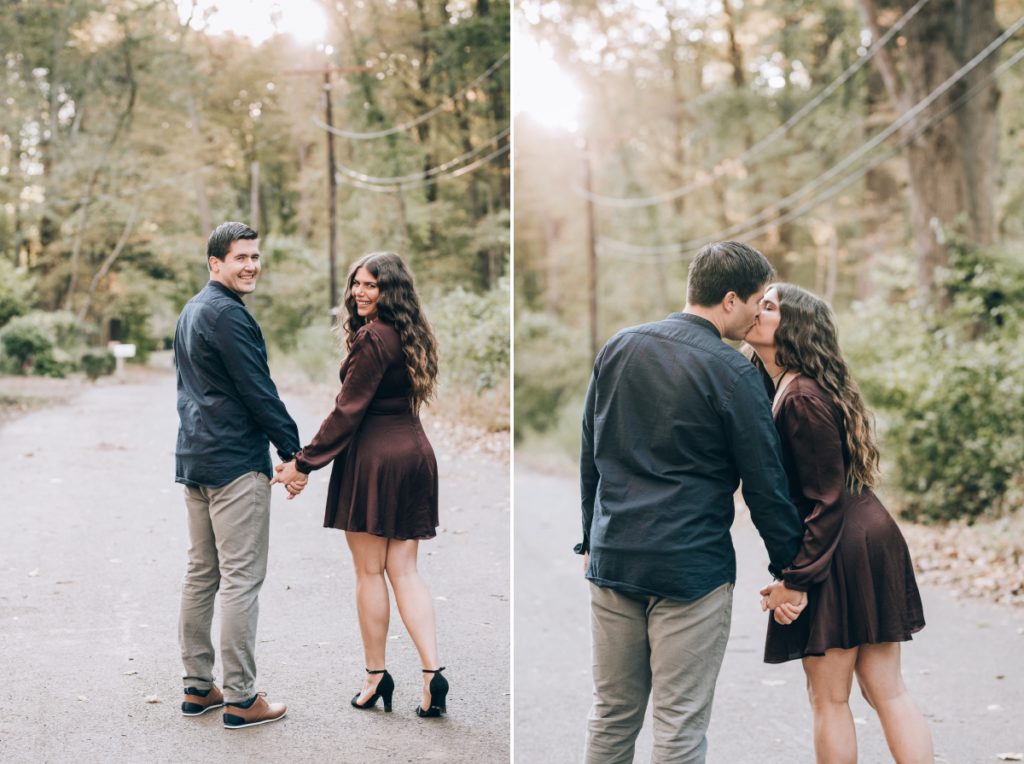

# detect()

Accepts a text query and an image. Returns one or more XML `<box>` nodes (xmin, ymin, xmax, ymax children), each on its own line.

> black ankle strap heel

<box><xmin>351</xmin><ymin>668</ymin><xmax>394</xmax><ymax>712</ymax></box>
<box><xmin>415</xmin><ymin>667</ymin><xmax>448</xmax><ymax>718</ymax></box>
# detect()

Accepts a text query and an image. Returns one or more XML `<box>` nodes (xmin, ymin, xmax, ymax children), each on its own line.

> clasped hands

<box><xmin>760</xmin><ymin>581</ymin><xmax>808</xmax><ymax>625</ymax></box>
<box><xmin>270</xmin><ymin>459</ymin><xmax>307</xmax><ymax>500</ymax></box>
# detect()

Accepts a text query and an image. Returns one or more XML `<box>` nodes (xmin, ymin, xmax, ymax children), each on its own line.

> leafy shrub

<box><xmin>81</xmin><ymin>350</ymin><xmax>117</xmax><ymax>380</ymax></box>
<box><xmin>844</xmin><ymin>245</ymin><xmax>1024</xmax><ymax>522</ymax></box>
<box><xmin>429</xmin><ymin>279</ymin><xmax>509</xmax><ymax>393</ymax></box>
<box><xmin>0</xmin><ymin>259</ymin><xmax>33</xmax><ymax>329</ymax></box>
<box><xmin>0</xmin><ymin>317</ymin><xmax>54</xmax><ymax>374</ymax></box>
<box><xmin>514</xmin><ymin>310</ymin><xmax>591</xmax><ymax>442</ymax></box>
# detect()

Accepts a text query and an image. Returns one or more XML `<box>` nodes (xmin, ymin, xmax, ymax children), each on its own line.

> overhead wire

<box><xmin>575</xmin><ymin>0</ymin><xmax>933</xmax><ymax>209</ymax></box>
<box><xmin>596</xmin><ymin>18</ymin><xmax>1024</xmax><ymax>261</ymax></box>
<box><xmin>338</xmin><ymin>143</ymin><xmax>510</xmax><ymax>193</ymax></box>
<box><xmin>334</xmin><ymin>126</ymin><xmax>510</xmax><ymax>184</ymax></box>
<box><xmin>312</xmin><ymin>52</ymin><xmax>510</xmax><ymax>140</ymax></box>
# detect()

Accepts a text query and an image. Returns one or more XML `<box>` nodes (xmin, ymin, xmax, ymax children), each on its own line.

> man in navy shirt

<box><xmin>579</xmin><ymin>241</ymin><xmax>806</xmax><ymax>762</ymax></box>
<box><xmin>174</xmin><ymin>222</ymin><xmax>305</xmax><ymax>729</ymax></box>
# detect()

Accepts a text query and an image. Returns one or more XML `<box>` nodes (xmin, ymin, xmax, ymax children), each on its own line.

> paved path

<box><xmin>514</xmin><ymin>466</ymin><xmax>1024</xmax><ymax>764</ymax></box>
<box><xmin>0</xmin><ymin>371</ymin><xmax>509</xmax><ymax>763</ymax></box>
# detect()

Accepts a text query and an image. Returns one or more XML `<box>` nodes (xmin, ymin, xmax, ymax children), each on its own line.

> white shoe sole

<box><xmin>223</xmin><ymin>710</ymin><xmax>287</xmax><ymax>729</ymax></box>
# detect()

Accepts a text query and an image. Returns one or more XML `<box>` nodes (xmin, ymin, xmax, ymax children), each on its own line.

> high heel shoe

<box><xmin>415</xmin><ymin>667</ymin><xmax>448</xmax><ymax>718</ymax></box>
<box><xmin>351</xmin><ymin>668</ymin><xmax>394</xmax><ymax>712</ymax></box>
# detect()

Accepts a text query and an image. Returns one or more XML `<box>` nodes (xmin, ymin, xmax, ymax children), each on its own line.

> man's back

<box><xmin>580</xmin><ymin>312</ymin><xmax>798</xmax><ymax>602</ymax></box>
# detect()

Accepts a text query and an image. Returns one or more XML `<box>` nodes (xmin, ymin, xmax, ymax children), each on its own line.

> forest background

<box><xmin>515</xmin><ymin>0</ymin><xmax>1024</xmax><ymax>602</ymax></box>
<box><xmin>0</xmin><ymin>0</ymin><xmax>510</xmax><ymax>432</ymax></box>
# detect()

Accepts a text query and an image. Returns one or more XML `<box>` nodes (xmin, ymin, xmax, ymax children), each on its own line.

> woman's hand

<box><xmin>271</xmin><ymin>460</ymin><xmax>308</xmax><ymax>500</ymax></box>
<box><xmin>759</xmin><ymin>581</ymin><xmax>808</xmax><ymax>624</ymax></box>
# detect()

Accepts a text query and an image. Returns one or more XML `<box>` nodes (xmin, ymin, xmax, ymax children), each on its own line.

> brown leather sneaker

<box><xmin>222</xmin><ymin>692</ymin><xmax>287</xmax><ymax>729</ymax></box>
<box><xmin>181</xmin><ymin>685</ymin><xmax>224</xmax><ymax>717</ymax></box>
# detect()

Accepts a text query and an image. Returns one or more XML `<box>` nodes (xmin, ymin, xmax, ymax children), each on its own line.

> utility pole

<box><xmin>323</xmin><ymin>69</ymin><xmax>338</xmax><ymax>317</ymax></box>
<box><xmin>581</xmin><ymin>136</ymin><xmax>599</xmax><ymax>360</ymax></box>
<box><xmin>283</xmin><ymin>63</ymin><xmax>369</xmax><ymax>322</ymax></box>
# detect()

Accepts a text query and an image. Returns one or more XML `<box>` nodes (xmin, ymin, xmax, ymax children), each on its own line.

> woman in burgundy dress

<box><xmin>744</xmin><ymin>284</ymin><xmax>932</xmax><ymax>763</ymax></box>
<box><xmin>273</xmin><ymin>252</ymin><xmax>447</xmax><ymax>718</ymax></box>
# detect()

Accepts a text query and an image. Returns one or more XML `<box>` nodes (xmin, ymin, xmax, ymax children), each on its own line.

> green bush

<box><xmin>80</xmin><ymin>350</ymin><xmax>117</xmax><ymax>381</ymax></box>
<box><xmin>0</xmin><ymin>259</ymin><xmax>33</xmax><ymax>329</ymax></box>
<box><xmin>514</xmin><ymin>309</ymin><xmax>591</xmax><ymax>441</ymax></box>
<box><xmin>0</xmin><ymin>317</ymin><xmax>54</xmax><ymax>374</ymax></box>
<box><xmin>430</xmin><ymin>279</ymin><xmax>510</xmax><ymax>393</ymax></box>
<box><xmin>844</xmin><ymin>245</ymin><xmax>1024</xmax><ymax>522</ymax></box>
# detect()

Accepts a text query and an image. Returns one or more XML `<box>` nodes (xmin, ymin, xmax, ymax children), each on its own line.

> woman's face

<box><xmin>351</xmin><ymin>266</ymin><xmax>381</xmax><ymax>320</ymax></box>
<box><xmin>744</xmin><ymin>287</ymin><xmax>781</xmax><ymax>349</ymax></box>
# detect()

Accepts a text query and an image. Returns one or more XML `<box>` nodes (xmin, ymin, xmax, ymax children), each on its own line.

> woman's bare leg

<box><xmin>384</xmin><ymin>538</ymin><xmax>440</xmax><ymax>710</ymax></box>
<box><xmin>803</xmin><ymin>647</ymin><xmax>859</xmax><ymax>764</ymax></box>
<box><xmin>855</xmin><ymin>642</ymin><xmax>933</xmax><ymax>763</ymax></box>
<box><xmin>345</xmin><ymin>531</ymin><xmax>391</xmax><ymax>703</ymax></box>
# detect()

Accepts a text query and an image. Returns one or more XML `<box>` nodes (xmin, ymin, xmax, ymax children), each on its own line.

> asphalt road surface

<box><xmin>0</xmin><ymin>370</ymin><xmax>509</xmax><ymax>763</ymax></box>
<box><xmin>514</xmin><ymin>466</ymin><xmax>1024</xmax><ymax>764</ymax></box>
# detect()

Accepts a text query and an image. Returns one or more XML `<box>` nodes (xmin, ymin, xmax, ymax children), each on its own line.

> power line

<box><xmin>576</xmin><ymin>0</ymin><xmax>933</xmax><ymax>209</ymax></box>
<box><xmin>338</xmin><ymin>143</ymin><xmax>510</xmax><ymax>193</ymax></box>
<box><xmin>311</xmin><ymin>53</ymin><xmax>510</xmax><ymax>141</ymax></box>
<box><xmin>334</xmin><ymin>127</ymin><xmax>510</xmax><ymax>184</ymax></box>
<box><xmin>597</xmin><ymin>19</ymin><xmax>1024</xmax><ymax>260</ymax></box>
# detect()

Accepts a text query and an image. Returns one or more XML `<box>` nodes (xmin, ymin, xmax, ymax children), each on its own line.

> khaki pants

<box><xmin>178</xmin><ymin>471</ymin><xmax>271</xmax><ymax>704</ymax></box>
<box><xmin>585</xmin><ymin>581</ymin><xmax>734</xmax><ymax>764</ymax></box>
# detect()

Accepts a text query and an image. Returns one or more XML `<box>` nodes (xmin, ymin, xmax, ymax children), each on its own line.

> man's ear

<box><xmin>208</xmin><ymin>256</ymin><xmax>219</xmax><ymax>273</ymax></box>
<box><xmin>721</xmin><ymin>291</ymin><xmax>738</xmax><ymax>312</ymax></box>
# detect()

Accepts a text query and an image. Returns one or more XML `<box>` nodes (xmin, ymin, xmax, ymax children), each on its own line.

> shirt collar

<box><xmin>206</xmin><ymin>280</ymin><xmax>245</xmax><ymax>305</ymax></box>
<box><xmin>670</xmin><ymin>312</ymin><xmax>721</xmax><ymax>338</ymax></box>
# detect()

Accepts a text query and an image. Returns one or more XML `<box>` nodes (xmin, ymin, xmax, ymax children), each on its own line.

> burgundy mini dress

<box><xmin>295</xmin><ymin>321</ymin><xmax>438</xmax><ymax>540</ymax></box>
<box><xmin>764</xmin><ymin>376</ymin><xmax>924</xmax><ymax>664</ymax></box>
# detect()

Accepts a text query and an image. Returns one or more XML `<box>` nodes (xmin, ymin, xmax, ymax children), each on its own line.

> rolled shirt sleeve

<box><xmin>722</xmin><ymin>368</ymin><xmax>804</xmax><ymax>578</ymax></box>
<box><xmin>577</xmin><ymin>353</ymin><xmax>603</xmax><ymax>555</ymax></box>
<box><xmin>211</xmin><ymin>306</ymin><xmax>300</xmax><ymax>462</ymax></box>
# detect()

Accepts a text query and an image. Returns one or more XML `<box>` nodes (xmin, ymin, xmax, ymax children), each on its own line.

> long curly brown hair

<box><xmin>342</xmin><ymin>252</ymin><xmax>438</xmax><ymax>413</ymax></box>
<box><xmin>753</xmin><ymin>283</ymin><xmax>880</xmax><ymax>493</ymax></box>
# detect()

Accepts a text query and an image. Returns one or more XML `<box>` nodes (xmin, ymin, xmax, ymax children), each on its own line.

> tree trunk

<box><xmin>861</xmin><ymin>0</ymin><xmax>1000</xmax><ymax>305</ymax></box>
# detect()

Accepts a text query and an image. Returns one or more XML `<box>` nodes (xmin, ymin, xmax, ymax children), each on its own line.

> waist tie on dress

<box><xmin>367</xmin><ymin>396</ymin><xmax>413</xmax><ymax>415</ymax></box>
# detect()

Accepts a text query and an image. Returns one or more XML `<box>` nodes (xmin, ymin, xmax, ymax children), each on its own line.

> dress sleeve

<box><xmin>780</xmin><ymin>393</ymin><xmax>847</xmax><ymax>592</ymax></box>
<box><xmin>294</xmin><ymin>328</ymin><xmax>389</xmax><ymax>473</ymax></box>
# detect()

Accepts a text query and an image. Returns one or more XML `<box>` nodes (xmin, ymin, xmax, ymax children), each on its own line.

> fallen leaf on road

<box><xmin>124</xmin><ymin>671</ymin><xmax>138</xmax><ymax>676</ymax></box>
<box><xmin>144</xmin><ymin>695</ymin><xmax>161</xmax><ymax>704</ymax></box>
<box><xmin>77</xmin><ymin>696</ymin><xmax>88</xmax><ymax>702</ymax></box>
<box><xmin>996</xmin><ymin>754</ymin><xmax>1024</xmax><ymax>761</ymax></box>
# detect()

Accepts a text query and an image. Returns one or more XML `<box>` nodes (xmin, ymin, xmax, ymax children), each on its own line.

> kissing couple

<box><xmin>578</xmin><ymin>241</ymin><xmax>932</xmax><ymax>763</ymax></box>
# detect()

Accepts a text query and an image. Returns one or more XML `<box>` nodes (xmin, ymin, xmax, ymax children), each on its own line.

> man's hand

<box><xmin>271</xmin><ymin>460</ymin><xmax>308</xmax><ymax>500</ymax></box>
<box><xmin>759</xmin><ymin>581</ymin><xmax>807</xmax><ymax>625</ymax></box>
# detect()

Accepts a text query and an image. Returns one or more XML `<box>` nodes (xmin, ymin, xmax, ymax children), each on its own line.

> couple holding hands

<box><xmin>174</xmin><ymin>222</ymin><xmax>446</xmax><ymax>729</ymax></box>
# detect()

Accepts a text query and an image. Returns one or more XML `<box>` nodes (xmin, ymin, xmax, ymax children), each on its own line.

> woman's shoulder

<box><xmin>781</xmin><ymin>375</ymin><xmax>841</xmax><ymax>420</ymax></box>
<box><xmin>355</xmin><ymin>320</ymin><xmax>402</xmax><ymax>355</ymax></box>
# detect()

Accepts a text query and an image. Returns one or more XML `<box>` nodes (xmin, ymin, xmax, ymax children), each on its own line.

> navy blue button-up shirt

<box><xmin>174</xmin><ymin>281</ymin><xmax>300</xmax><ymax>487</ymax></box>
<box><xmin>579</xmin><ymin>312</ymin><xmax>803</xmax><ymax>602</ymax></box>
